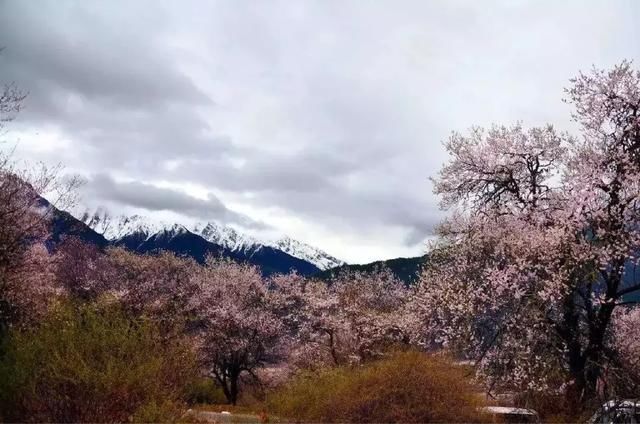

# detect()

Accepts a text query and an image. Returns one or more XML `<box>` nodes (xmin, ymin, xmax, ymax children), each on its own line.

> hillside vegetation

<box><xmin>315</xmin><ymin>255</ymin><xmax>427</xmax><ymax>285</ymax></box>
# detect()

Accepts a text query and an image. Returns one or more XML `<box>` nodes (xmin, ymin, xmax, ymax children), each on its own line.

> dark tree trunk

<box><xmin>215</xmin><ymin>365</ymin><xmax>241</xmax><ymax>405</ymax></box>
<box><xmin>564</xmin><ymin>263</ymin><xmax>621</xmax><ymax>404</ymax></box>
<box><xmin>561</xmin><ymin>297</ymin><xmax>586</xmax><ymax>410</ymax></box>
<box><xmin>325</xmin><ymin>329</ymin><xmax>340</xmax><ymax>366</ymax></box>
<box><xmin>560</xmin><ymin>269</ymin><xmax>619</xmax><ymax>407</ymax></box>
<box><xmin>219</xmin><ymin>379</ymin><xmax>232</xmax><ymax>405</ymax></box>
<box><xmin>581</xmin><ymin>297</ymin><xmax>616</xmax><ymax>401</ymax></box>
<box><xmin>229</xmin><ymin>371</ymin><xmax>239</xmax><ymax>405</ymax></box>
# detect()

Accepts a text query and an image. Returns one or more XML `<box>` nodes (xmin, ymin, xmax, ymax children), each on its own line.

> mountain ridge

<box><xmin>80</xmin><ymin>210</ymin><xmax>344</xmax><ymax>271</ymax></box>
<box><xmin>74</xmin><ymin>209</ymin><xmax>330</xmax><ymax>275</ymax></box>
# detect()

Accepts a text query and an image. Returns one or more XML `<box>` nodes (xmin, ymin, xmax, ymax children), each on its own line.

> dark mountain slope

<box><xmin>38</xmin><ymin>197</ymin><xmax>108</xmax><ymax>248</ymax></box>
<box><xmin>104</xmin><ymin>225</ymin><xmax>320</xmax><ymax>276</ymax></box>
<box><xmin>114</xmin><ymin>227</ymin><xmax>226</xmax><ymax>263</ymax></box>
<box><xmin>126</xmin><ymin>230</ymin><xmax>319</xmax><ymax>275</ymax></box>
<box><xmin>315</xmin><ymin>254</ymin><xmax>427</xmax><ymax>285</ymax></box>
<box><xmin>243</xmin><ymin>245</ymin><xmax>321</xmax><ymax>276</ymax></box>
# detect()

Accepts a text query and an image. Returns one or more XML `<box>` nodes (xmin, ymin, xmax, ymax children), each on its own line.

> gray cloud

<box><xmin>0</xmin><ymin>1</ymin><xmax>227</xmax><ymax>175</ymax></box>
<box><xmin>0</xmin><ymin>3</ymin><xmax>209</xmax><ymax>108</ymax></box>
<box><xmin>86</xmin><ymin>174</ymin><xmax>267</xmax><ymax>229</ymax></box>
<box><xmin>1</xmin><ymin>0</ymin><xmax>638</xmax><ymax>262</ymax></box>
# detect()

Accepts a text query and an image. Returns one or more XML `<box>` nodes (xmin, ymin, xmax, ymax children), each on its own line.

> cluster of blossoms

<box><xmin>275</xmin><ymin>268</ymin><xmax>411</xmax><ymax>369</ymax></box>
<box><xmin>416</xmin><ymin>61</ymin><xmax>640</xmax><ymax>401</ymax></box>
<box><xmin>606</xmin><ymin>306</ymin><xmax>640</xmax><ymax>395</ymax></box>
<box><xmin>0</xmin><ymin>150</ymin><xmax>80</xmax><ymax>330</ymax></box>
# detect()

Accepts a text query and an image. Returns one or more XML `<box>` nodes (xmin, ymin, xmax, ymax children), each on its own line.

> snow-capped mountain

<box><xmin>192</xmin><ymin>221</ymin><xmax>344</xmax><ymax>270</ymax></box>
<box><xmin>78</xmin><ymin>209</ymin><xmax>344</xmax><ymax>271</ymax></box>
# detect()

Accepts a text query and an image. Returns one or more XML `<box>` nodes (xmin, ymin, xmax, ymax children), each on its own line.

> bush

<box><xmin>0</xmin><ymin>300</ymin><xmax>197</xmax><ymax>422</ymax></box>
<box><xmin>185</xmin><ymin>378</ymin><xmax>228</xmax><ymax>405</ymax></box>
<box><xmin>267</xmin><ymin>350</ymin><xmax>485</xmax><ymax>423</ymax></box>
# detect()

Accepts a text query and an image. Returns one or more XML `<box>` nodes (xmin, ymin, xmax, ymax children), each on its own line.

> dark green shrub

<box><xmin>267</xmin><ymin>350</ymin><xmax>486</xmax><ymax>423</ymax></box>
<box><xmin>0</xmin><ymin>300</ymin><xmax>197</xmax><ymax>422</ymax></box>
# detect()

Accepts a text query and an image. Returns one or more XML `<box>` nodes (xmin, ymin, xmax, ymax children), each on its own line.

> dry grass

<box><xmin>266</xmin><ymin>350</ymin><xmax>487</xmax><ymax>423</ymax></box>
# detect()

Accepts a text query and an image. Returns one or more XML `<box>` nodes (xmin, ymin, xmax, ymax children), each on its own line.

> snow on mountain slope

<box><xmin>192</xmin><ymin>221</ymin><xmax>344</xmax><ymax>270</ymax></box>
<box><xmin>266</xmin><ymin>236</ymin><xmax>344</xmax><ymax>270</ymax></box>
<box><xmin>193</xmin><ymin>222</ymin><xmax>259</xmax><ymax>253</ymax></box>
<box><xmin>79</xmin><ymin>211</ymin><xmax>188</xmax><ymax>242</ymax></box>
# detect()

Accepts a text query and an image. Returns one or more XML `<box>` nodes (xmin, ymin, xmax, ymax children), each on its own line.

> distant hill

<box><xmin>314</xmin><ymin>254</ymin><xmax>428</xmax><ymax>285</ymax></box>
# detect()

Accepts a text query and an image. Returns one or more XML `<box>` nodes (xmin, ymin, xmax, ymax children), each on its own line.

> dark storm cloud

<box><xmin>1</xmin><ymin>0</ymin><xmax>638</xmax><ymax>261</ymax></box>
<box><xmin>87</xmin><ymin>174</ymin><xmax>266</xmax><ymax>228</ymax></box>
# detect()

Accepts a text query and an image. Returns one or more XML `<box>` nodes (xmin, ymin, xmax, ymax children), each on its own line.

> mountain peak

<box><xmin>267</xmin><ymin>236</ymin><xmax>344</xmax><ymax>270</ymax></box>
<box><xmin>191</xmin><ymin>222</ymin><xmax>344</xmax><ymax>270</ymax></box>
<box><xmin>79</xmin><ymin>211</ymin><xmax>187</xmax><ymax>241</ymax></box>
<box><xmin>193</xmin><ymin>221</ymin><xmax>259</xmax><ymax>253</ymax></box>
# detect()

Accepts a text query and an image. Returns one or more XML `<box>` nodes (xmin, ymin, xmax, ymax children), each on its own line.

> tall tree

<box><xmin>190</xmin><ymin>258</ymin><xmax>284</xmax><ymax>405</ymax></box>
<box><xmin>416</xmin><ymin>61</ymin><xmax>640</xmax><ymax>404</ymax></box>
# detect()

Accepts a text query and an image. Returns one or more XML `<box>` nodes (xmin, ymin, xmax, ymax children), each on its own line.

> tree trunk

<box><xmin>325</xmin><ymin>329</ymin><xmax>340</xmax><ymax>366</ymax></box>
<box><xmin>560</xmin><ymin>294</ymin><xmax>587</xmax><ymax>412</ymax></box>
<box><xmin>582</xmin><ymin>300</ymin><xmax>615</xmax><ymax>401</ymax></box>
<box><xmin>229</xmin><ymin>370</ymin><xmax>239</xmax><ymax>405</ymax></box>
<box><xmin>214</xmin><ymin>367</ymin><xmax>240</xmax><ymax>406</ymax></box>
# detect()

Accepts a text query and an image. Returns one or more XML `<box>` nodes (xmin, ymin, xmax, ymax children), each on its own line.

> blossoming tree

<box><xmin>189</xmin><ymin>258</ymin><xmax>284</xmax><ymax>405</ymax></box>
<box><xmin>416</xmin><ymin>61</ymin><xmax>640</xmax><ymax>403</ymax></box>
<box><xmin>0</xmin><ymin>81</ymin><xmax>79</xmax><ymax>334</ymax></box>
<box><xmin>276</xmin><ymin>269</ymin><xmax>410</xmax><ymax>368</ymax></box>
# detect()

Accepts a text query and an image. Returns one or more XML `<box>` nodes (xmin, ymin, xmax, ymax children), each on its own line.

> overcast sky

<box><xmin>1</xmin><ymin>1</ymin><xmax>638</xmax><ymax>263</ymax></box>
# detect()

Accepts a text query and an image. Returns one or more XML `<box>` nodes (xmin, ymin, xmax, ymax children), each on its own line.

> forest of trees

<box><xmin>0</xmin><ymin>61</ymin><xmax>639</xmax><ymax>422</ymax></box>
